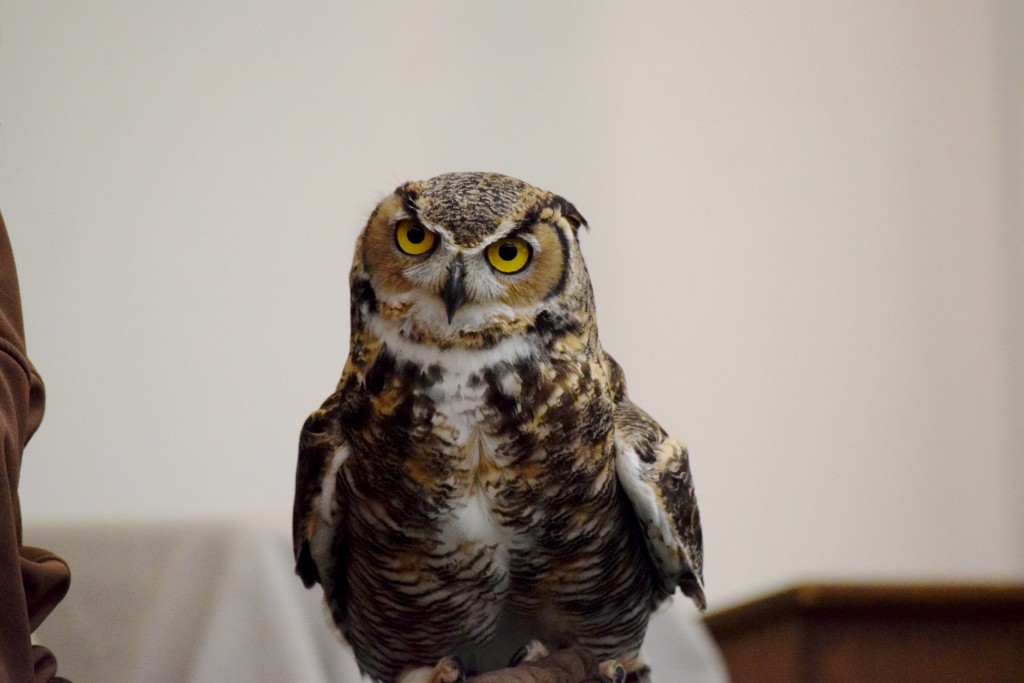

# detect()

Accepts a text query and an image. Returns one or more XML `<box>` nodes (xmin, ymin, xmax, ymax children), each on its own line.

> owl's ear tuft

<box><xmin>395</xmin><ymin>183</ymin><xmax>423</xmax><ymax>222</ymax></box>
<box><xmin>552</xmin><ymin>195</ymin><xmax>588</xmax><ymax>232</ymax></box>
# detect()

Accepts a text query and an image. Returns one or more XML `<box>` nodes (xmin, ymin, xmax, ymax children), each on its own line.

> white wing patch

<box><xmin>319</xmin><ymin>443</ymin><xmax>351</xmax><ymax>524</ymax></box>
<box><xmin>614</xmin><ymin>436</ymin><xmax>686</xmax><ymax>580</ymax></box>
<box><xmin>310</xmin><ymin>443</ymin><xmax>351</xmax><ymax>590</ymax></box>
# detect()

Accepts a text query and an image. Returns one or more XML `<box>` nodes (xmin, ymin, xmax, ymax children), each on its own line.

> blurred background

<box><xmin>1</xmin><ymin>0</ymin><xmax>1020</xmax><ymax>625</ymax></box>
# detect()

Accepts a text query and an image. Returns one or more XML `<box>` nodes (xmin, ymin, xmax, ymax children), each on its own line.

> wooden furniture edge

<box><xmin>703</xmin><ymin>582</ymin><xmax>1024</xmax><ymax>640</ymax></box>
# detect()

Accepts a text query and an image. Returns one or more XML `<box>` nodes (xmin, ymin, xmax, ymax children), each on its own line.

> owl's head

<box><xmin>351</xmin><ymin>172</ymin><xmax>592</xmax><ymax>351</ymax></box>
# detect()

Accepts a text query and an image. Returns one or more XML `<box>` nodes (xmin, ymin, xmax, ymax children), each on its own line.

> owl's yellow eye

<box><xmin>486</xmin><ymin>237</ymin><xmax>532</xmax><ymax>274</ymax></box>
<box><xmin>395</xmin><ymin>220</ymin><xmax>436</xmax><ymax>256</ymax></box>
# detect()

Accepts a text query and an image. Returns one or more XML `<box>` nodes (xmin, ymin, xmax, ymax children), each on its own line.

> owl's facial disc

<box><xmin>358</xmin><ymin>184</ymin><xmax>584</xmax><ymax>344</ymax></box>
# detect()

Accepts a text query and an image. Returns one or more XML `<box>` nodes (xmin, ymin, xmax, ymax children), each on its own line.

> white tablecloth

<box><xmin>26</xmin><ymin>521</ymin><xmax>727</xmax><ymax>682</ymax></box>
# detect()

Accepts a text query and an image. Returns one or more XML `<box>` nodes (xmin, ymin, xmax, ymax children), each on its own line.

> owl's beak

<box><xmin>441</xmin><ymin>261</ymin><xmax>467</xmax><ymax>324</ymax></box>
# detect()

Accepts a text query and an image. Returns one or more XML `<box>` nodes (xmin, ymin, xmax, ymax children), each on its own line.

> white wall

<box><xmin>995</xmin><ymin>0</ymin><xmax>1024</xmax><ymax>574</ymax></box>
<box><xmin>1</xmin><ymin>1</ymin><xmax>1019</xmax><ymax>608</ymax></box>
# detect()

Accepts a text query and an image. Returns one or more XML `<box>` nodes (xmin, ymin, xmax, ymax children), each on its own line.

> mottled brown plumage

<box><xmin>293</xmin><ymin>172</ymin><xmax>704</xmax><ymax>683</ymax></box>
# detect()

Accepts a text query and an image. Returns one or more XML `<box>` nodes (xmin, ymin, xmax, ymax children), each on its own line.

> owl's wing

<box><xmin>292</xmin><ymin>400</ymin><xmax>350</xmax><ymax>589</ymax></box>
<box><xmin>610</xmin><ymin>364</ymin><xmax>706</xmax><ymax>610</ymax></box>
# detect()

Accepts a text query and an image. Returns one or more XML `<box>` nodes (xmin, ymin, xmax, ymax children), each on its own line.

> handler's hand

<box><xmin>468</xmin><ymin>648</ymin><xmax>612</xmax><ymax>683</ymax></box>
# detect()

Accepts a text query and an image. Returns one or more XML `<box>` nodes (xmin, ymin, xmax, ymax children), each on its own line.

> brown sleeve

<box><xmin>0</xmin><ymin>213</ymin><xmax>71</xmax><ymax>683</ymax></box>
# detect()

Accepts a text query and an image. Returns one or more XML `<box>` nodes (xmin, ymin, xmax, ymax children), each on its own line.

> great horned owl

<box><xmin>293</xmin><ymin>172</ymin><xmax>704</xmax><ymax>683</ymax></box>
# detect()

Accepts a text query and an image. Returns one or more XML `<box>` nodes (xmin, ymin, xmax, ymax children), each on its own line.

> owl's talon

<box><xmin>442</xmin><ymin>656</ymin><xmax>466</xmax><ymax>683</ymax></box>
<box><xmin>509</xmin><ymin>639</ymin><xmax>549</xmax><ymax>667</ymax></box>
<box><xmin>598</xmin><ymin>660</ymin><xmax>627</xmax><ymax>683</ymax></box>
<box><xmin>457</xmin><ymin>657</ymin><xmax>469</xmax><ymax>683</ymax></box>
<box><xmin>397</xmin><ymin>656</ymin><xmax>466</xmax><ymax>683</ymax></box>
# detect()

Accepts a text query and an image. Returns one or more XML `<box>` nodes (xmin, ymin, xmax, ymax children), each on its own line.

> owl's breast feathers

<box><xmin>318</xmin><ymin>309</ymin><xmax>619</xmax><ymax>534</ymax></box>
<box><xmin>296</xmin><ymin>311</ymin><xmax>701</xmax><ymax>566</ymax></box>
